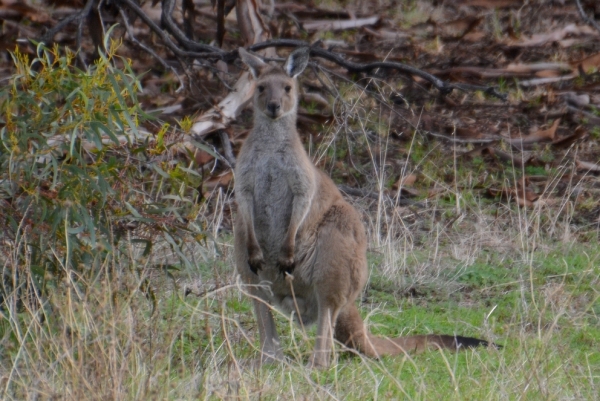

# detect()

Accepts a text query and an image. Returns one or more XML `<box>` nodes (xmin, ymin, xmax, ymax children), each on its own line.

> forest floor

<box><xmin>1</xmin><ymin>0</ymin><xmax>600</xmax><ymax>399</ymax></box>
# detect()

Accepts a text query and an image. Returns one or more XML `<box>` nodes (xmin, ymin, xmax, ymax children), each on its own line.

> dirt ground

<box><xmin>2</xmin><ymin>0</ymin><xmax>600</xmax><ymax>230</ymax></box>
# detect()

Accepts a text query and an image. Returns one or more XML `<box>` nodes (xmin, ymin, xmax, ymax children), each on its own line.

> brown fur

<box><xmin>233</xmin><ymin>47</ymin><xmax>493</xmax><ymax>368</ymax></box>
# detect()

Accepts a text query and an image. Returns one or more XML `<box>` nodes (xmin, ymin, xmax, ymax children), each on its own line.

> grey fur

<box><xmin>234</xmin><ymin>47</ymin><xmax>494</xmax><ymax>368</ymax></box>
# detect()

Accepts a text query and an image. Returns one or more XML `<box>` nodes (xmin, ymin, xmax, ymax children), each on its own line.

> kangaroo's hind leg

<box><xmin>234</xmin><ymin>215</ymin><xmax>283</xmax><ymax>364</ymax></box>
<box><xmin>308</xmin><ymin>203</ymin><xmax>369</xmax><ymax>368</ymax></box>
<box><xmin>310</xmin><ymin>298</ymin><xmax>343</xmax><ymax>368</ymax></box>
<box><xmin>252</xmin><ymin>297</ymin><xmax>284</xmax><ymax>363</ymax></box>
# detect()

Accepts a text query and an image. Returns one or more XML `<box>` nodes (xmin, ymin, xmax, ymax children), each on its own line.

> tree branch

<box><xmin>41</xmin><ymin>1</ymin><xmax>506</xmax><ymax>101</ymax></box>
<box><xmin>218</xmin><ymin>130</ymin><xmax>236</xmax><ymax>168</ymax></box>
<box><xmin>160</xmin><ymin>0</ymin><xmax>228</xmax><ymax>56</ymax></box>
<box><xmin>39</xmin><ymin>0</ymin><xmax>96</xmax><ymax>45</ymax></box>
<box><xmin>338</xmin><ymin>185</ymin><xmax>423</xmax><ymax>207</ymax></box>
<box><xmin>117</xmin><ymin>5</ymin><xmax>185</xmax><ymax>92</ymax></box>
<box><xmin>575</xmin><ymin>0</ymin><xmax>600</xmax><ymax>34</ymax></box>
<box><xmin>247</xmin><ymin>39</ymin><xmax>507</xmax><ymax>100</ymax></box>
<box><xmin>118</xmin><ymin>0</ymin><xmax>220</xmax><ymax>59</ymax></box>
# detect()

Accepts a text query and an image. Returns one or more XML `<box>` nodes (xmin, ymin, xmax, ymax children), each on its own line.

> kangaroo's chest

<box><xmin>249</xmin><ymin>154</ymin><xmax>296</xmax><ymax>245</ymax></box>
<box><xmin>253</xmin><ymin>156</ymin><xmax>291</xmax><ymax>202</ymax></box>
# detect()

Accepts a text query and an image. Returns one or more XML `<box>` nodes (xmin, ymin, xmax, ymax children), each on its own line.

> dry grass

<box><xmin>2</xmin><ymin>75</ymin><xmax>599</xmax><ymax>399</ymax></box>
<box><xmin>2</xmin><ymin>1</ymin><xmax>600</xmax><ymax>397</ymax></box>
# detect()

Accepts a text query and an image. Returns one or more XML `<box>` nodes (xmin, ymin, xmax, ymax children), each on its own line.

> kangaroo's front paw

<box><xmin>277</xmin><ymin>255</ymin><xmax>296</xmax><ymax>275</ymax></box>
<box><xmin>277</xmin><ymin>241</ymin><xmax>296</xmax><ymax>276</ymax></box>
<box><xmin>248</xmin><ymin>258</ymin><xmax>264</xmax><ymax>275</ymax></box>
<box><xmin>248</xmin><ymin>247</ymin><xmax>264</xmax><ymax>275</ymax></box>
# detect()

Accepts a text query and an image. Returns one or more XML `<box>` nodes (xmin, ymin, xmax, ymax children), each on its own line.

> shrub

<box><xmin>0</xmin><ymin>39</ymin><xmax>206</xmax><ymax>312</ymax></box>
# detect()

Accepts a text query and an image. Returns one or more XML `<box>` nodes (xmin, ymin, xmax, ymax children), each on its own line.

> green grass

<box><xmin>2</xmin><ymin>13</ymin><xmax>600</xmax><ymax>401</ymax></box>
<box><xmin>6</xmin><ymin>242</ymin><xmax>597</xmax><ymax>399</ymax></box>
<box><xmin>226</xmin><ymin>245</ymin><xmax>598</xmax><ymax>400</ymax></box>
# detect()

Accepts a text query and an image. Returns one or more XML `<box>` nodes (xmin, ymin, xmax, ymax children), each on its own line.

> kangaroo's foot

<box><xmin>260</xmin><ymin>348</ymin><xmax>284</xmax><ymax>365</ymax></box>
<box><xmin>308</xmin><ymin>351</ymin><xmax>331</xmax><ymax>369</ymax></box>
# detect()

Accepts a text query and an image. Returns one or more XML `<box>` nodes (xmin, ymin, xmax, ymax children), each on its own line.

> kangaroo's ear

<box><xmin>284</xmin><ymin>47</ymin><xmax>310</xmax><ymax>78</ymax></box>
<box><xmin>238</xmin><ymin>47</ymin><xmax>267</xmax><ymax>78</ymax></box>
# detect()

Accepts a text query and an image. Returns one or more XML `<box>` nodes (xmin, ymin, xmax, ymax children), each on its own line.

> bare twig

<box><xmin>216</xmin><ymin>0</ymin><xmax>226</xmax><ymax>47</ymax></box>
<box><xmin>449</xmin><ymin>82</ymin><xmax>508</xmax><ymax>101</ymax></box>
<box><xmin>117</xmin><ymin>6</ymin><xmax>185</xmax><ymax>93</ymax></box>
<box><xmin>42</xmin><ymin>2</ymin><xmax>505</xmax><ymax>102</ymax></box>
<box><xmin>310</xmin><ymin>63</ymin><xmax>339</xmax><ymax>98</ymax></box>
<box><xmin>39</xmin><ymin>0</ymin><xmax>96</xmax><ymax>45</ymax></box>
<box><xmin>160</xmin><ymin>0</ymin><xmax>227</xmax><ymax>55</ymax></box>
<box><xmin>218</xmin><ymin>130</ymin><xmax>237</xmax><ymax>168</ymax></box>
<box><xmin>575</xmin><ymin>0</ymin><xmax>600</xmax><ymax>34</ymax></box>
<box><xmin>118</xmin><ymin>0</ymin><xmax>221</xmax><ymax>59</ymax></box>
<box><xmin>567</xmin><ymin>105</ymin><xmax>600</xmax><ymax>125</ymax></box>
<box><xmin>75</xmin><ymin>0</ymin><xmax>95</xmax><ymax>67</ymax></box>
<box><xmin>248</xmin><ymin>39</ymin><xmax>507</xmax><ymax>100</ymax></box>
<box><xmin>338</xmin><ymin>185</ymin><xmax>422</xmax><ymax>207</ymax></box>
<box><xmin>425</xmin><ymin>131</ymin><xmax>500</xmax><ymax>144</ymax></box>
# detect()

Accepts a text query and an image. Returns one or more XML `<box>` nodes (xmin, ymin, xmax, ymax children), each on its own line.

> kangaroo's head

<box><xmin>238</xmin><ymin>47</ymin><xmax>310</xmax><ymax>120</ymax></box>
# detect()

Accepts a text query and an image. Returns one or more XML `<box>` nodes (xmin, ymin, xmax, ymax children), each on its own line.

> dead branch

<box><xmin>160</xmin><ymin>0</ymin><xmax>227</xmax><ymax>55</ymax></box>
<box><xmin>117</xmin><ymin>6</ymin><xmax>184</xmax><ymax>92</ymax></box>
<box><xmin>117</xmin><ymin>0</ymin><xmax>223</xmax><ymax>59</ymax></box>
<box><xmin>575</xmin><ymin>0</ymin><xmax>600</xmax><ymax>34</ymax></box>
<box><xmin>425</xmin><ymin>131</ymin><xmax>499</xmax><ymax>145</ymax></box>
<box><xmin>248</xmin><ymin>39</ymin><xmax>507</xmax><ymax>101</ymax></box>
<box><xmin>40</xmin><ymin>0</ymin><xmax>96</xmax><ymax>45</ymax></box>
<box><xmin>218</xmin><ymin>130</ymin><xmax>237</xmax><ymax>168</ymax></box>
<box><xmin>338</xmin><ymin>185</ymin><xmax>423</xmax><ymax>207</ymax></box>
<box><xmin>216</xmin><ymin>0</ymin><xmax>226</xmax><ymax>47</ymax></box>
<box><xmin>40</xmin><ymin>1</ymin><xmax>505</xmax><ymax>103</ymax></box>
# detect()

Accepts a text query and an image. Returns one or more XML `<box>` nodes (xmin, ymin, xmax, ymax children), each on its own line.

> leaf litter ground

<box><xmin>1</xmin><ymin>2</ymin><xmax>600</xmax><ymax>398</ymax></box>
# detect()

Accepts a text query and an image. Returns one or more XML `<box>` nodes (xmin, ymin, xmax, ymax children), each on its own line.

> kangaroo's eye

<box><xmin>285</xmin><ymin>85</ymin><xmax>291</xmax><ymax>93</ymax></box>
<box><xmin>258</xmin><ymin>85</ymin><xmax>265</xmax><ymax>93</ymax></box>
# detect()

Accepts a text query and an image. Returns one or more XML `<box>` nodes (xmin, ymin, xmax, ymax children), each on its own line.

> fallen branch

<box><xmin>302</xmin><ymin>16</ymin><xmax>379</xmax><ymax>31</ymax></box>
<box><xmin>160</xmin><ymin>0</ymin><xmax>228</xmax><ymax>55</ymax></box>
<box><xmin>425</xmin><ymin>131</ymin><xmax>499</xmax><ymax>144</ymax></box>
<box><xmin>567</xmin><ymin>105</ymin><xmax>600</xmax><ymax>126</ymax></box>
<box><xmin>575</xmin><ymin>0</ymin><xmax>600</xmax><ymax>34</ymax></box>
<box><xmin>117</xmin><ymin>0</ymin><xmax>221</xmax><ymax>59</ymax></box>
<box><xmin>191</xmin><ymin>0</ymin><xmax>276</xmax><ymax>136</ymax></box>
<box><xmin>218</xmin><ymin>130</ymin><xmax>237</xmax><ymax>168</ymax></box>
<box><xmin>39</xmin><ymin>0</ymin><xmax>96</xmax><ymax>45</ymax></box>
<box><xmin>249</xmin><ymin>39</ymin><xmax>507</xmax><ymax>100</ymax></box>
<box><xmin>575</xmin><ymin>159</ymin><xmax>600</xmax><ymax>173</ymax></box>
<box><xmin>40</xmin><ymin>2</ymin><xmax>505</xmax><ymax>104</ymax></box>
<box><xmin>117</xmin><ymin>6</ymin><xmax>184</xmax><ymax>93</ymax></box>
<box><xmin>338</xmin><ymin>185</ymin><xmax>422</xmax><ymax>207</ymax></box>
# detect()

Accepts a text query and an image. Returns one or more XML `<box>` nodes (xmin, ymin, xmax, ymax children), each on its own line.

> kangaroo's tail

<box><xmin>334</xmin><ymin>304</ymin><xmax>500</xmax><ymax>358</ymax></box>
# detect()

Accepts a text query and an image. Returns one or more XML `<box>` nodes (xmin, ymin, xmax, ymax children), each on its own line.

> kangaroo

<box><xmin>233</xmin><ymin>47</ymin><xmax>494</xmax><ymax>368</ymax></box>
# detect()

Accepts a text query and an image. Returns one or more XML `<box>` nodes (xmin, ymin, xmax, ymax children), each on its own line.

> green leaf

<box><xmin>131</xmin><ymin>238</ymin><xmax>153</xmax><ymax>257</ymax></box>
<box><xmin>67</xmin><ymin>225</ymin><xmax>85</xmax><ymax>235</ymax></box>
<box><xmin>90</xmin><ymin>121</ymin><xmax>120</xmax><ymax>146</ymax></box>
<box><xmin>124</xmin><ymin>201</ymin><xmax>143</xmax><ymax>218</ymax></box>
<box><xmin>176</xmin><ymin>166</ymin><xmax>201</xmax><ymax>177</ymax></box>
<box><xmin>107</xmin><ymin>74</ymin><xmax>139</xmax><ymax>137</ymax></box>
<box><xmin>189</xmin><ymin>139</ymin><xmax>220</xmax><ymax>160</ymax></box>
<box><xmin>151</xmin><ymin>164</ymin><xmax>171</xmax><ymax>179</ymax></box>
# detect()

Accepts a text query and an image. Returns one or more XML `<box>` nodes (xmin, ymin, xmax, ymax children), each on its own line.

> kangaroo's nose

<box><xmin>267</xmin><ymin>102</ymin><xmax>280</xmax><ymax>115</ymax></box>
